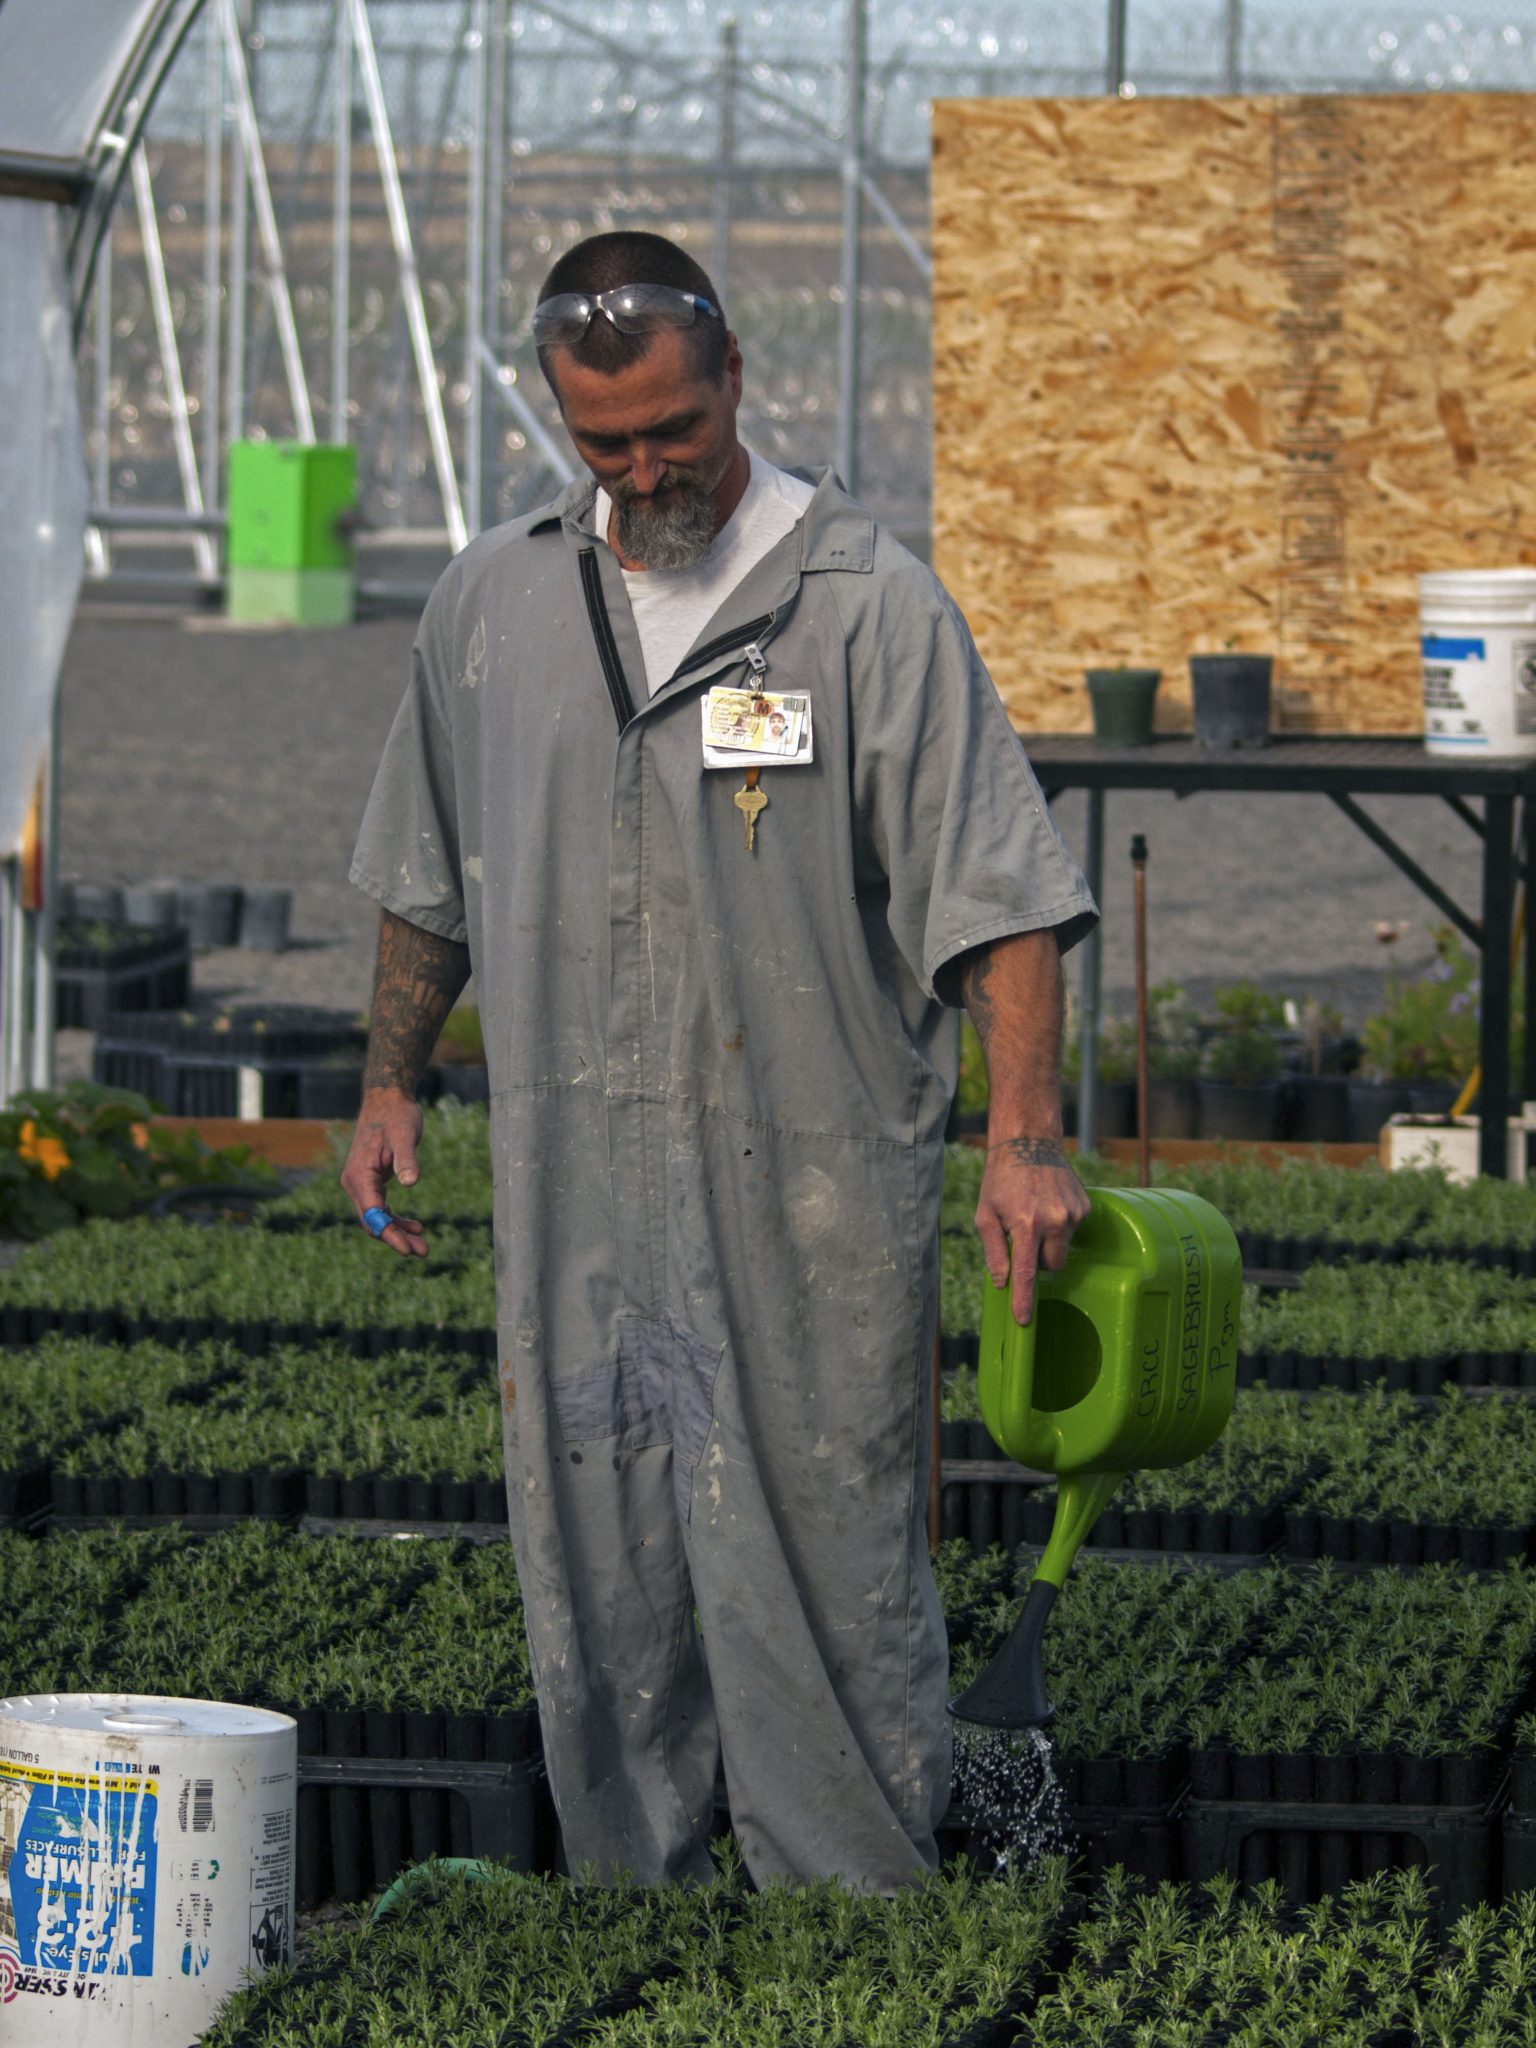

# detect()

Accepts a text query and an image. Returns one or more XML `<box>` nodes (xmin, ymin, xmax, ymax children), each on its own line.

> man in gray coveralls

<box><xmin>342</xmin><ymin>230</ymin><xmax>1097</xmax><ymax>1892</ymax></box>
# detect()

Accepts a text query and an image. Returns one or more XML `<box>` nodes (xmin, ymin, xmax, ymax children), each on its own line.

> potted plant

<box><xmin>1198</xmin><ymin>982</ymin><xmax>1285</xmax><ymax>1138</ymax></box>
<box><xmin>1284</xmin><ymin>997</ymin><xmax>1354</xmax><ymax>1142</ymax></box>
<box><xmin>1064</xmin><ymin>1014</ymin><xmax>1139</xmax><ymax>1142</ymax></box>
<box><xmin>1085</xmin><ymin>664</ymin><xmax>1160</xmax><ymax>748</ymax></box>
<box><xmin>1145</xmin><ymin>980</ymin><xmax>1201</xmax><ymax>1137</ymax></box>
<box><xmin>1188</xmin><ymin>641</ymin><xmax>1272</xmax><ymax>748</ymax></box>
<box><xmin>1353</xmin><ymin>924</ymin><xmax>1486</xmax><ymax>1137</ymax></box>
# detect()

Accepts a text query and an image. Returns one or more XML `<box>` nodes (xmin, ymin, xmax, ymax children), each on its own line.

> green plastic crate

<box><xmin>227</xmin><ymin>440</ymin><xmax>356</xmax><ymax>571</ymax></box>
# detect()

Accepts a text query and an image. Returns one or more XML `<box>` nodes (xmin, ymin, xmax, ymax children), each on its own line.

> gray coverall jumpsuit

<box><xmin>352</xmin><ymin>467</ymin><xmax>1096</xmax><ymax>1890</ymax></box>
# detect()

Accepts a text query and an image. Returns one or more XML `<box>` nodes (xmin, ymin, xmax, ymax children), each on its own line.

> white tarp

<box><xmin>0</xmin><ymin>199</ymin><xmax>86</xmax><ymax>859</ymax></box>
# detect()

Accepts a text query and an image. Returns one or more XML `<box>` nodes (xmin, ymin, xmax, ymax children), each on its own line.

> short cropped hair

<box><xmin>535</xmin><ymin>231</ymin><xmax>728</xmax><ymax>388</ymax></box>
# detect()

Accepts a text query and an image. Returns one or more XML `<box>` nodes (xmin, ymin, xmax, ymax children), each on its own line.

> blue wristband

<box><xmin>362</xmin><ymin>1206</ymin><xmax>394</xmax><ymax>1239</ymax></box>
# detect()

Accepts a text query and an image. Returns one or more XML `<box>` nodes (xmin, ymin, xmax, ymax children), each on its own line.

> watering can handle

<box><xmin>981</xmin><ymin>1248</ymin><xmax>1039</xmax><ymax>1452</ymax></box>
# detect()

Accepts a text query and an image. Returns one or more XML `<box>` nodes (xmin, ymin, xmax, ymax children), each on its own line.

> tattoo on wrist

<box><xmin>988</xmin><ymin>1135</ymin><xmax>1071</xmax><ymax>1169</ymax></box>
<box><xmin>363</xmin><ymin>910</ymin><xmax>472</xmax><ymax>1096</ymax></box>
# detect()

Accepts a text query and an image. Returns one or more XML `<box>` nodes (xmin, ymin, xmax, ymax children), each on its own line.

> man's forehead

<box><xmin>548</xmin><ymin>328</ymin><xmax>712</xmax><ymax>431</ymax></box>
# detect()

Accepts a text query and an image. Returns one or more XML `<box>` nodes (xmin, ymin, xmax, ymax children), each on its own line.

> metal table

<box><xmin>1025</xmin><ymin>736</ymin><xmax>1536</xmax><ymax>1178</ymax></box>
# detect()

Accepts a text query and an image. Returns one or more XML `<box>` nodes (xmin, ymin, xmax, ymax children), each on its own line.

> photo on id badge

<box><xmin>706</xmin><ymin>688</ymin><xmax>808</xmax><ymax>757</ymax></box>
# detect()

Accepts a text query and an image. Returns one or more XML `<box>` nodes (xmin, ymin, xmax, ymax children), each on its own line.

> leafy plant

<box><xmin>0</xmin><ymin>1082</ymin><xmax>274</xmax><ymax>1239</ymax></box>
<box><xmin>1360</xmin><ymin>923</ymin><xmax>1486</xmax><ymax>1085</ymax></box>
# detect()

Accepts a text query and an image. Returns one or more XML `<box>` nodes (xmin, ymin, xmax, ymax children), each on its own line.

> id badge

<box><xmin>701</xmin><ymin>686</ymin><xmax>814</xmax><ymax>770</ymax></box>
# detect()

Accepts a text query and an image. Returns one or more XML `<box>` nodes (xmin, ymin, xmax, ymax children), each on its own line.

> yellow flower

<box><xmin>129</xmin><ymin>1122</ymin><xmax>150</xmax><ymax>1152</ymax></box>
<box><xmin>18</xmin><ymin>1119</ymin><xmax>70</xmax><ymax>1182</ymax></box>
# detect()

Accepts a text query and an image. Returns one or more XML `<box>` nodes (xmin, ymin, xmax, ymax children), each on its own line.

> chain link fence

<box><xmin>82</xmin><ymin>1</ymin><xmax>1536</xmax><ymax>579</ymax></box>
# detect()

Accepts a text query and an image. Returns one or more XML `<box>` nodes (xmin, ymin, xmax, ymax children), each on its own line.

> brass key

<box><xmin>734</xmin><ymin>768</ymin><xmax>767</xmax><ymax>852</ymax></box>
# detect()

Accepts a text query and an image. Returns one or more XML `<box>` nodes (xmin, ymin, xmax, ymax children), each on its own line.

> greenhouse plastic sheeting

<box><xmin>0</xmin><ymin>0</ymin><xmax>179</xmax><ymax>169</ymax></box>
<box><xmin>0</xmin><ymin>201</ymin><xmax>85</xmax><ymax>859</ymax></box>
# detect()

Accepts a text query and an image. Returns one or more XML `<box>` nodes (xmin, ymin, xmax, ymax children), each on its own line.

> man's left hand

<box><xmin>975</xmin><ymin>1136</ymin><xmax>1091</xmax><ymax>1326</ymax></box>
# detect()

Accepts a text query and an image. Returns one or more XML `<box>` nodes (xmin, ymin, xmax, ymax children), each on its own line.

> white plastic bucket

<box><xmin>1418</xmin><ymin>569</ymin><xmax>1536</xmax><ymax>756</ymax></box>
<box><xmin>0</xmin><ymin>1694</ymin><xmax>295</xmax><ymax>2047</ymax></box>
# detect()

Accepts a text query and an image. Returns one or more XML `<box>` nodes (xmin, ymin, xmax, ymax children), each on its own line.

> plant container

<box><xmin>176</xmin><ymin>881</ymin><xmax>244</xmax><ymax>949</ymax></box>
<box><xmin>1189</xmin><ymin>653</ymin><xmax>1272</xmax><ymax>747</ymax></box>
<box><xmin>1283</xmin><ymin>1074</ymin><xmax>1351</xmax><ymax>1143</ymax></box>
<box><xmin>1146</xmin><ymin>1076</ymin><xmax>1199</xmax><ymax>1137</ymax></box>
<box><xmin>1085</xmin><ymin>667</ymin><xmax>1160</xmax><ymax>747</ymax></box>
<box><xmin>1198</xmin><ymin>1079</ymin><xmax>1282</xmax><ymax>1139</ymax></box>
<box><xmin>239</xmin><ymin>885</ymin><xmax>293</xmax><ymax>952</ymax></box>
<box><xmin>1345</xmin><ymin>1078</ymin><xmax>1413</xmax><ymax>1142</ymax></box>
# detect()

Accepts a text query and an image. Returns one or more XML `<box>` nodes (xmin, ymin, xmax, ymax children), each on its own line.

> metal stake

<box><xmin>1106</xmin><ymin>0</ymin><xmax>1129</xmax><ymax>94</ymax></box>
<box><xmin>1077</xmin><ymin>788</ymin><xmax>1105</xmax><ymax>1154</ymax></box>
<box><xmin>1132</xmin><ymin>832</ymin><xmax>1151</xmax><ymax>1188</ymax></box>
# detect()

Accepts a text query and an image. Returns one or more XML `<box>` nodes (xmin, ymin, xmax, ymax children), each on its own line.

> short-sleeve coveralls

<box><xmin>351</xmin><ymin>467</ymin><xmax>1097</xmax><ymax>1890</ymax></box>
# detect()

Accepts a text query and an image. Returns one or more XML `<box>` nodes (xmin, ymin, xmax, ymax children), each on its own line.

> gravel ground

<box><xmin>56</xmin><ymin>593</ymin><xmax>1484</xmax><ymax>1069</ymax></box>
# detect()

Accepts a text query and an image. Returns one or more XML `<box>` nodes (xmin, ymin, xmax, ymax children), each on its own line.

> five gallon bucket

<box><xmin>0</xmin><ymin>1694</ymin><xmax>295</xmax><ymax>2046</ymax></box>
<box><xmin>1419</xmin><ymin>569</ymin><xmax>1536</xmax><ymax>757</ymax></box>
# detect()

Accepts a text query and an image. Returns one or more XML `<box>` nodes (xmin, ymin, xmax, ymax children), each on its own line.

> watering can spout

<box><xmin>948</xmin><ymin>1579</ymin><xmax>1057</xmax><ymax>1731</ymax></box>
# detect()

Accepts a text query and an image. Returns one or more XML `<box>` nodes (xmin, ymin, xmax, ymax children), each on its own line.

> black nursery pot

<box><xmin>1346</xmin><ymin>1078</ymin><xmax>1412</xmax><ymax>1144</ymax></box>
<box><xmin>1198</xmin><ymin>1079</ymin><xmax>1282</xmax><ymax>1140</ymax></box>
<box><xmin>1188</xmin><ymin>653</ymin><xmax>1272</xmax><ymax>749</ymax></box>
<box><xmin>1146</xmin><ymin>1077</ymin><xmax>1199</xmax><ymax>1138</ymax></box>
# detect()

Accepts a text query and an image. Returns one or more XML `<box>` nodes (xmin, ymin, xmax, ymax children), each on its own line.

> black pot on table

<box><xmin>1198</xmin><ymin>1079</ymin><xmax>1282</xmax><ymax>1140</ymax></box>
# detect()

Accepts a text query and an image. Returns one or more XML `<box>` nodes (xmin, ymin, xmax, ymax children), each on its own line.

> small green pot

<box><xmin>1085</xmin><ymin>668</ymin><xmax>1160</xmax><ymax>748</ymax></box>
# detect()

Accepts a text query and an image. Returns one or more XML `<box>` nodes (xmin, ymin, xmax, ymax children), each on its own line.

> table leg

<box><xmin>1078</xmin><ymin>788</ymin><xmax>1105</xmax><ymax>1154</ymax></box>
<box><xmin>1480</xmin><ymin>794</ymin><xmax>1515</xmax><ymax>1178</ymax></box>
<box><xmin>1524</xmin><ymin>801</ymin><xmax>1535</xmax><ymax>1112</ymax></box>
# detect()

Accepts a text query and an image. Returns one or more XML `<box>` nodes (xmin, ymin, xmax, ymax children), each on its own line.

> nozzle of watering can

<box><xmin>948</xmin><ymin>1186</ymin><xmax>1242</xmax><ymax>1731</ymax></box>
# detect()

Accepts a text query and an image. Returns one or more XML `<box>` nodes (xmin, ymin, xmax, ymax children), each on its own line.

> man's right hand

<box><xmin>341</xmin><ymin>1086</ymin><xmax>429</xmax><ymax>1258</ymax></box>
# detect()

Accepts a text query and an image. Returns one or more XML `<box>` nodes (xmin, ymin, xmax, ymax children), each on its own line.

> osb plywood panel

<box><xmin>932</xmin><ymin>93</ymin><xmax>1536</xmax><ymax>734</ymax></box>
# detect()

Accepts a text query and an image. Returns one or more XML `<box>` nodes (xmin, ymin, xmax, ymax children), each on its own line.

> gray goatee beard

<box><xmin>612</xmin><ymin>474</ymin><xmax>719</xmax><ymax>570</ymax></box>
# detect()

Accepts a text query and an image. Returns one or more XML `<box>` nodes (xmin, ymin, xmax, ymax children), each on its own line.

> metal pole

<box><xmin>1106</xmin><ymin>0</ymin><xmax>1128</xmax><ymax>95</ymax></box>
<box><xmin>1224</xmin><ymin>0</ymin><xmax>1243</xmax><ymax>92</ymax></box>
<box><xmin>480</xmin><ymin>0</ymin><xmax>509</xmax><ymax>530</ymax></box>
<box><xmin>474</xmin><ymin>339</ymin><xmax>574</xmax><ymax>484</ymax></box>
<box><xmin>836</xmin><ymin>0</ymin><xmax>865</xmax><ymax>494</ymax></box>
<box><xmin>349</xmin><ymin>0</ymin><xmax>470</xmax><ymax>554</ymax></box>
<box><xmin>1480</xmin><ymin>795</ymin><xmax>1515</xmax><ymax>1177</ymax></box>
<box><xmin>1524</xmin><ymin>801</ymin><xmax>1536</xmax><ymax>1114</ymax></box>
<box><xmin>201</xmin><ymin>4</ymin><xmax>223</xmax><ymax>517</ymax></box>
<box><xmin>332</xmin><ymin>0</ymin><xmax>352</xmax><ymax>437</ymax></box>
<box><xmin>224</xmin><ymin>0</ymin><xmax>249</xmax><ymax>445</ymax></box>
<box><xmin>0</xmin><ymin>863</ymin><xmax>24</xmax><ymax>1105</ymax></box>
<box><xmin>1077</xmin><ymin>789</ymin><xmax>1105</xmax><ymax>1153</ymax></box>
<box><xmin>132</xmin><ymin>146</ymin><xmax>219</xmax><ymax>582</ymax></box>
<box><xmin>86</xmin><ymin>230</ymin><xmax>112</xmax><ymax>576</ymax></box>
<box><xmin>712</xmin><ymin>15</ymin><xmax>737</xmax><ymax>306</ymax></box>
<box><xmin>1131</xmin><ymin>833</ymin><xmax>1150</xmax><ymax>1188</ymax></box>
<box><xmin>223</xmin><ymin>0</ymin><xmax>317</xmax><ymax>441</ymax></box>
<box><xmin>465</xmin><ymin>0</ymin><xmax>488</xmax><ymax>538</ymax></box>
<box><xmin>31</xmin><ymin>705</ymin><xmax>61</xmax><ymax>1091</ymax></box>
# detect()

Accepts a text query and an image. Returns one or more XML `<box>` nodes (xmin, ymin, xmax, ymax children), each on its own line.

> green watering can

<box><xmin>949</xmin><ymin>1185</ymin><xmax>1242</xmax><ymax>1731</ymax></box>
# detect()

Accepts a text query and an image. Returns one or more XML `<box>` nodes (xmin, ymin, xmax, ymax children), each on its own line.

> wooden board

<box><xmin>932</xmin><ymin>94</ymin><xmax>1536</xmax><ymax>734</ymax></box>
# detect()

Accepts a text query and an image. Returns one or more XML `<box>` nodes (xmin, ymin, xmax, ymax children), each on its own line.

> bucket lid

<box><xmin>0</xmin><ymin>1693</ymin><xmax>297</xmax><ymax>1740</ymax></box>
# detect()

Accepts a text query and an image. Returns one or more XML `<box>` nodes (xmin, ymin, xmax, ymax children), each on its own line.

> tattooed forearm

<box><xmin>362</xmin><ymin>908</ymin><xmax>472</xmax><ymax>1096</ymax></box>
<box><xmin>988</xmin><ymin>1135</ymin><xmax>1071</xmax><ymax>1169</ymax></box>
<box><xmin>958</xmin><ymin>945</ymin><xmax>997</xmax><ymax>1048</ymax></box>
<box><xmin>957</xmin><ymin>930</ymin><xmax>1068</xmax><ymax>1145</ymax></box>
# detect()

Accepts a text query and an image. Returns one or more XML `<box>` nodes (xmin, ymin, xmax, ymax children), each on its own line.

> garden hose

<box><xmin>1450</xmin><ymin>887</ymin><xmax>1525</xmax><ymax>1120</ymax></box>
<box><xmin>373</xmin><ymin>1857</ymin><xmax>499</xmax><ymax>1920</ymax></box>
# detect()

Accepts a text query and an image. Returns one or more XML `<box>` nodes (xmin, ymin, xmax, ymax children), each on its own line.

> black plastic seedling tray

<box><xmin>1182</xmin><ymin>1775</ymin><xmax>1508</xmax><ymax>1918</ymax></box>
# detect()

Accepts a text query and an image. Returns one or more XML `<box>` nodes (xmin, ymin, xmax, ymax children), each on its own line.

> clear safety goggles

<box><xmin>531</xmin><ymin>282</ymin><xmax>723</xmax><ymax>349</ymax></box>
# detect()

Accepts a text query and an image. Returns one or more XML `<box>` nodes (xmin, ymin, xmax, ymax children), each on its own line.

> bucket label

<box><xmin>0</xmin><ymin>1760</ymin><xmax>158</xmax><ymax>1981</ymax></box>
<box><xmin>1422</xmin><ymin>634</ymin><xmax>1486</xmax><ymax>661</ymax></box>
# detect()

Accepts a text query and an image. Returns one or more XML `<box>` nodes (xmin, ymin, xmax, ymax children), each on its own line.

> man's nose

<box><xmin>629</xmin><ymin>445</ymin><xmax>668</xmax><ymax>495</ymax></box>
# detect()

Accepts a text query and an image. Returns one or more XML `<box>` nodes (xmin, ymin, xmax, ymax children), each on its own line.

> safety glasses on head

<box><xmin>532</xmin><ymin>282</ymin><xmax>723</xmax><ymax>350</ymax></box>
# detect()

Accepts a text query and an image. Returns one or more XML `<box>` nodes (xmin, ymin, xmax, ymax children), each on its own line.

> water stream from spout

<box><xmin>951</xmin><ymin>1722</ymin><xmax>1074</xmax><ymax>1874</ymax></box>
